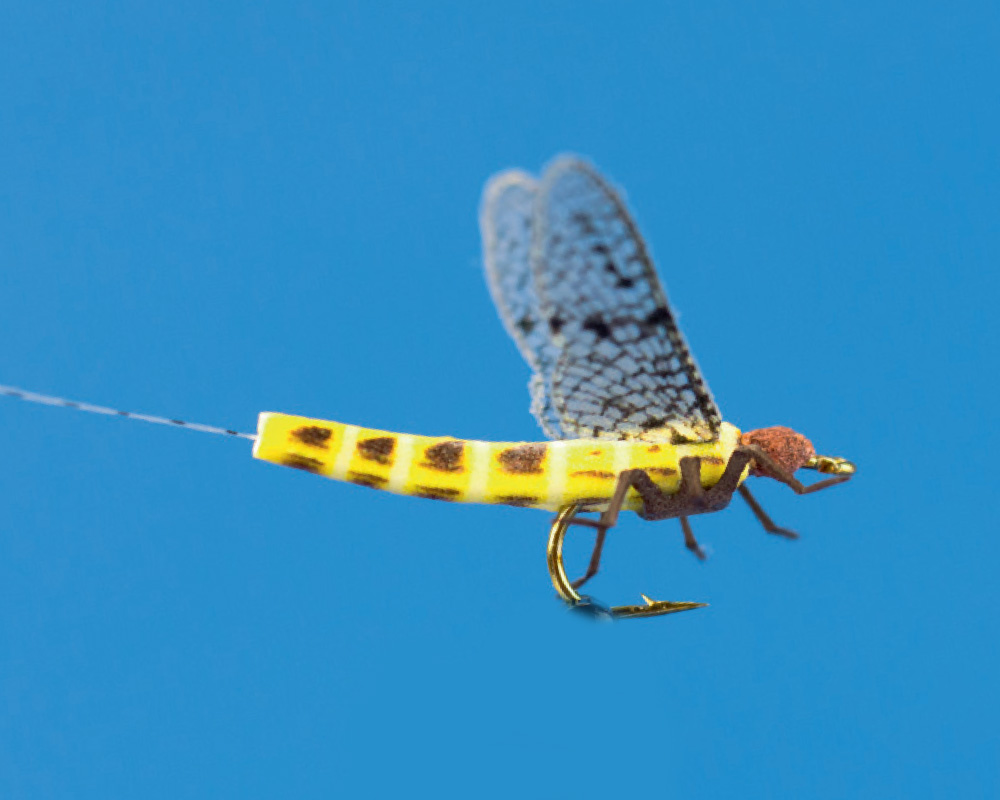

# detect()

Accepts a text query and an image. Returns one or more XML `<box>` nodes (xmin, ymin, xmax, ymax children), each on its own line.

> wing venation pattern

<box><xmin>480</xmin><ymin>170</ymin><xmax>566</xmax><ymax>438</ymax></box>
<box><xmin>531</xmin><ymin>157</ymin><xmax>722</xmax><ymax>441</ymax></box>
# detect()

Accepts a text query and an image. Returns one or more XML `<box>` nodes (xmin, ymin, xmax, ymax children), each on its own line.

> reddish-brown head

<box><xmin>740</xmin><ymin>426</ymin><xmax>816</xmax><ymax>479</ymax></box>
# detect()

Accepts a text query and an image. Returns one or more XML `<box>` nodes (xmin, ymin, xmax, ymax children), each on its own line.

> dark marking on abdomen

<box><xmin>357</xmin><ymin>436</ymin><xmax>396</xmax><ymax>465</ymax></box>
<box><xmin>570</xmin><ymin>470</ymin><xmax>616</xmax><ymax>479</ymax></box>
<box><xmin>413</xmin><ymin>486</ymin><xmax>461</xmax><ymax>501</ymax></box>
<box><xmin>347</xmin><ymin>471</ymin><xmax>388</xmax><ymax>489</ymax></box>
<box><xmin>422</xmin><ymin>440</ymin><xmax>464</xmax><ymax>472</ymax></box>
<box><xmin>292</xmin><ymin>426</ymin><xmax>333</xmax><ymax>449</ymax></box>
<box><xmin>498</xmin><ymin>443</ymin><xmax>547</xmax><ymax>474</ymax></box>
<box><xmin>702</xmin><ymin>456</ymin><xmax>725</xmax><ymax>466</ymax></box>
<box><xmin>282</xmin><ymin>454</ymin><xmax>325</xmax><ymax>474</ymax></box>
<box><xmin>496</xmin><ymin>495</ymin><xmax>539</xmax><ymax>508</ymax></box>
<box><xmin>646</xmin><ymin>467</ymin><xmax>678</xmax><ymax>477</ymax></box>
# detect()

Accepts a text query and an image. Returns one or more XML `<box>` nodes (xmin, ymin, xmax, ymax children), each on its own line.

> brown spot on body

<box><xmin>647</xmin><ymin>445</ymin><xmax>661</xmax><ymax>453</ymax></box>
<box><xmin>589</xmin><ymin>449</ymin><xmax>604</xmax><ymax>457</ymax></box>
<box><xmin>498</xmin><ymin>443</ymin><xmax>547</xmax><ymax>474</ymax></box>
<box><xmin>357</xmin><ymin>436</ymin><xmax>396</xmax><ymax>465</ymax></box>
<box><xmin>702</xmin><ymin>456</ymin><xmax>725</xmax><ymax>466</ymax></box>
<box><xmin>413</xmin><ymin>485</ymin><xmax>461</xmax><ymax>501</ymax></box>
<box><xmin>347</xmin><ymin>471</ymin><xmax>388</xmax><ymax>489</ymax></box>
<box><xmin>646</xmin><ymin>467</ymin><xmax>678</xmax><ymax>477</ymax></box>
<box><xmin>292</xmin><ymin>426</ymin><xmax>333</xmax><ymax>449</ymax></box>
<box><xmin>281</xmin><ymin>454</ymin><xmax>325</xmax><ymax>474</ymax></box>
<box><xmin>570</xmin><ymin>470</ymin><xmax>616</xmax><ymax>479</ymax></box>
<box><xmin>422</xmin><ymin>440</ymin><xmax>464</xmax><ymax>472</ymax></box>
<box><xmin>496</xmin><ymin>495</ymin><xmax>539</xmax><ymax>508</ymax></box>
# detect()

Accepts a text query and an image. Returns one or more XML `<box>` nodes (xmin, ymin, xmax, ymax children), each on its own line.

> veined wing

<box><xmin>480</xmin><ymin>169</ymin><xmax>566</xmax><ymax>439</ymax></box>
<box><xmin>532</xmin><ymin>156</ymin><xmax>722</xmax><ymax>442</ymax></box>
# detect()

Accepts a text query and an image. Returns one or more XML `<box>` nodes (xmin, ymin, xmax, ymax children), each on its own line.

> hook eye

<box><xmin>804</xmin><ymin>455</ymin><xmax>857</xmax><ymax>475</ymax></box>
<box><xmin>547</xmin><ymin>503</ymin><xmax>707</xmax><ymax>620</ymax></box>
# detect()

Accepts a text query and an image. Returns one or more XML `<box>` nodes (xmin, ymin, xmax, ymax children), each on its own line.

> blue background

<box><xmin>1</xmin><ymin>2</ymin><xmax>997</xmax><ymax>797</ymax></box>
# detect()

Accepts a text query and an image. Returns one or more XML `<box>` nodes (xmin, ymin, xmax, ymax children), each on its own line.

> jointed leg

<box><xmin>567</xmin><ymin>469</ymin><xmax>649</xmax><ymax>532</ymax></box>
<box><xmin>738</xmin><ymin>485</ymin><xmax>798</xmax><ymax>539</ymax></box>
<box><xmin>565</xmin><ymin>469</ymin><xmax>647</xmax><ymax>589</ymax></box>
<box><xmin>742</xmin><ymin>445</ymin><xmax>852</xmax><ymax>495</ymax></box>
<box><xmin>571</xmin><ymin>526</ymin><xmax>606</xmax><ymax>589</ymax></box>
<box><xmin>680</xmin><ymin>516</ymin><xmax>706</xmax><ymax>560</ymax></box>
<box><xmin>566</xmin><ymin>463</ymin><xmax>712</xmax><ymax>586</ymax></box>
<box><xmin>675</xmin><ymin>458</ymin><xmax>709</xmax><ymax>560</ymax></box>
<box><xmin>704</xmin><ymin>448</ymin><xmax>755</xmax><ymax>500</ymax></box>
<box><xmin>567</xmin><ymin>468</ymin><xmax>678</xmax><ymax>588</ymax></box>
<box><xmin>562</xmin><ymin>446</ymin><xmax>850</xmax><ymax>587</ymax></box>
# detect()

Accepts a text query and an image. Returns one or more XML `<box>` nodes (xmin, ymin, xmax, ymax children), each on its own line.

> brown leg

<box><xmin>567</xmin><ymin>462</ymin><xmax>712</xmax><ymax>582</ymax></box>
<box><xmin>704</xmin><ymin>448</ymin><xmax>755</xmax><ymax>500</ymax></box>
<box><xmin>564</xmin><ymin>469</ymin><xmax>646</xmax><ymax>589</ymax></box>
<box><xmin>566</xmin><ymin>468</ymin><xmax>648</xmax><ymax>532</ymax></box>
<box><xmin>677</xmin><ymin>456</ymin><xmax>705</xmax><ymax>496</ymax></box>
<box><xmin>742</xmin><ymin>445</ymin><xmax>852</xmax><ymax>495</ymax></box>
<box><xmin>570</xmin><ymin>457</ymin><xmax>709</xmax><ymax>534</ymax></box>
<box><xmin>680</xmin><ymin>516</ymin><xmax>706</xmax><ymax>560</ymax></box>
<box><xmin>570</xmin><ymin>526</ymin><xmax>607</xmax><ymax>589</ymax></box>
<box><xmin>560</xmin><ymin>447</ymin><xmax>846</xmax><ymax>589</ymax></box>
<box><xmin>738</xmin><ymin>485</ymin><xmax>798</xmax><ymax>539</ymax></box>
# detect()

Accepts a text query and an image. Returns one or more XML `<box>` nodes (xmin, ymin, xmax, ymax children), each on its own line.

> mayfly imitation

<box><xmin>4</xmin><ymin>156</ymin><xmax>855</xmax><ymax>620</ymax></box>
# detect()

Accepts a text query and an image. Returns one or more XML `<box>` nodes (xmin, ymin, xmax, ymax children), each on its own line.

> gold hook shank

<box><xmin>546</xmin><ymin>503</ymin><xmax>707</xmax><ymax>620</ymax></box>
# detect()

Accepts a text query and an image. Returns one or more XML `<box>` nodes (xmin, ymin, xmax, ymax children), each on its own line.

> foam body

<box><xmin>253</xmin><ymin>413</ymin><xmax>747</xmax><ymax>513</ymax></box>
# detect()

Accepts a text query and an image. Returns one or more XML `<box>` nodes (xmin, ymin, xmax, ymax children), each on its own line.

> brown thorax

<box><xmin>741</xmin><ymin>426</ymin><xmax>815</xmax><ymax>478</ymax></box>
<box><xmin>741</xmin><ymin>426</ymin><xmax>856</xmax><ymax>478</ymax></box>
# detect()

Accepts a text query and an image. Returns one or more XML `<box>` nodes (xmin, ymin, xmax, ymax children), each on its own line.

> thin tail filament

<box><xmin>0</xmin><ymin>384</ymin><xmax>256</xmax><ymax>442</ymax></box>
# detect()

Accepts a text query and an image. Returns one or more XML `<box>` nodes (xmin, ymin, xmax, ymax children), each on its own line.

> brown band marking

<box><xmin>498</xmin><ymin>443</ymin><xmax>547</xmax><ymax>474</ymax></box>
<box><xmin>357</xmin><ymin>436</ymin><xmax>396</xmax><ymax>466</ymax></box>
<box><xmin>291</xmin><ymin>426</ymin><xmax>333</xmax><ymax>449</ymax></box>
<box><xmin>570</xmin><ymin>470</ymin><xmax>616</xmax><ymax>479</ymax></box>
<box><xmin>347</xmin><ymin>471</ymin><xmax>388</xmax><ymax>489</ymax></box>
<box><xmin>413</xmin><ymin>485</ymin><xmax>461</xmax><ymax>501</ymax></box>
<box><xmin>495</xmin><ymin>495</ymin><xmax>540</xmax><ymax>508</ymax></box>
<box><xmin>422</xmin><ymin>440</ymin><xmax>465</xmax><ymax>472</ymax></box>
<box><xmin>281</xmin><ymin>454</ymin><xmax>325</xmax><ymax>474</ymax></box>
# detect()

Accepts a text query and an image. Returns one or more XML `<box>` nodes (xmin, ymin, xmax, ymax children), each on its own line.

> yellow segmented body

<box><xmin>253</xmin><ymin>412</ymin><xmax>748</xmax><ymax>513</ymax></box>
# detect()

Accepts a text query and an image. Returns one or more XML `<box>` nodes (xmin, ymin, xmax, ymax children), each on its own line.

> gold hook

<box><xmin>547</xmin><ymin>503</ymin><xmax>707</xmax><ymax>620</ymax></box>
<box><xmin>804</xmin><ymin>454</ymin><xmax>857</xmax><ymax>475</ymax></box>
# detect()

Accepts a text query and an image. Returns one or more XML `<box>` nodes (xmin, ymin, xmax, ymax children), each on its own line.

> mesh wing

<box><xmin>480</xmin><ymin>170</ymin><xmax>566</xmax><ymax>439</ymax></box>
<box><xmin>531</xmin><ymin>156</ymin><xmax>722</xmax><ymax>442</ymax></box>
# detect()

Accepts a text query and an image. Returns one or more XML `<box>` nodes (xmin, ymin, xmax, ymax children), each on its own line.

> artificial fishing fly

<box><xmin>4</xmin><ymin>156</ymin><xmax>855</xmax><ymax>619</ymax></box>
